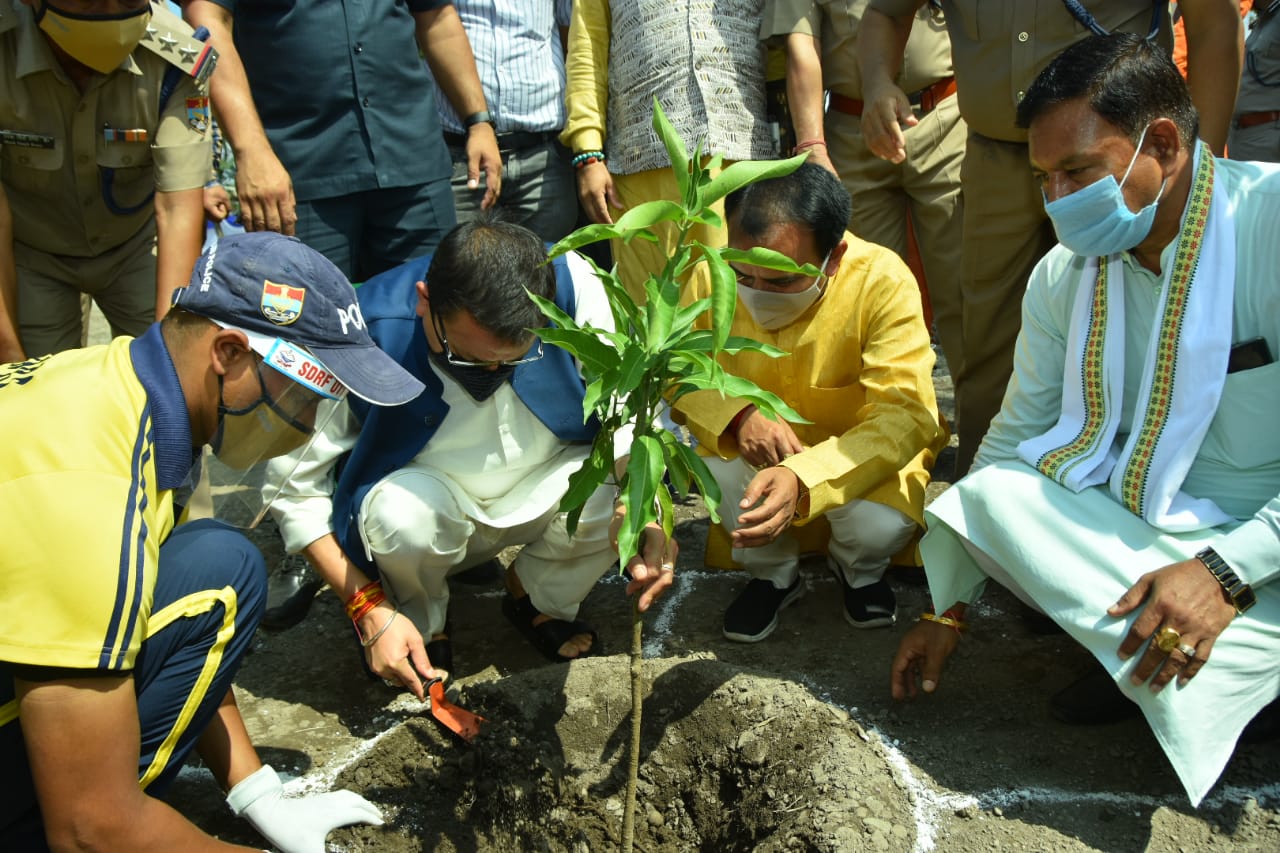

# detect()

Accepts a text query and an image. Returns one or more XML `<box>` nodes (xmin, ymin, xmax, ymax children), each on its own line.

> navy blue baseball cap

<box><xmin>172</xmin><ymin>232</ymin><xmax>424</xmax><ymax>406</ymax></box>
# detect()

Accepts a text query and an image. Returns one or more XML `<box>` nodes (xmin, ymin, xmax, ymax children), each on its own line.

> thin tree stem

<box><xmin>621</xmin><ymin>596</ymin><xmax>643</xmax><ymax>852</ymax></box>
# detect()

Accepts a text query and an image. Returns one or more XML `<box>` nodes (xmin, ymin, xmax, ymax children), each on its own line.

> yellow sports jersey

<box><xmin>0</xmin><ymin>327</ymin><xmax>192</xmax><ymax>675</ymax></box>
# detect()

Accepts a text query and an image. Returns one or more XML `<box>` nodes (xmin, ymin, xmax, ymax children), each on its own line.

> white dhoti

<box><xmin>359</xmin><ymin>466</ymin><xmax>617</xmax><ymax>637</ymax></box>
<box><xmin>922</xmin><ymin>460</ymin><xmax>1280</xmax><ymax>805</ymax></box>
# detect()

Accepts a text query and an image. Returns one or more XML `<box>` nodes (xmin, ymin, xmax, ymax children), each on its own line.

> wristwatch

<box><xmin>464</xmin><ymin>110</ymin><xmax>493</xmax><ymax>128</ymax></box>
<box><xmin>1195</xmin><ymin>546</ymin><xmax>1257</xmax><ymax>614</ymax></box>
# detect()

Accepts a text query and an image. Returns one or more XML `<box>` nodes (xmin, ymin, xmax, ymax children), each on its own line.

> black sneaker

<box><xmin>722</xmin><ymin>577</ymin><xmax>804</xmax><ymax>643</ymax></box>
<box><xmin>828</xmin><ymin>561</ymin><xmax>897</xmax><ymax>628</ymax></box>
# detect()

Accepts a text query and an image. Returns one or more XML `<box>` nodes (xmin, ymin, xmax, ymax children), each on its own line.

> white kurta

<box><xmin>922</xmin><ymin>156</ymin><xmax>1280</xmax><ymax>805</ymax></box>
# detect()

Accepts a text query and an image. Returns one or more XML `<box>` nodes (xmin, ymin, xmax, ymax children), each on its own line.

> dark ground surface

<box><xmin>153</xmin><ymin>349</ymin><xmax>1280</xmax><ymax>852</ymax></box>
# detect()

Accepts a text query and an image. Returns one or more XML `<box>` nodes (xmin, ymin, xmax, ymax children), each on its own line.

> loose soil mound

<box><xmin>331</xmin><ymin>655</ymin><xmax>914</xmax><ymax>852</ymax></box>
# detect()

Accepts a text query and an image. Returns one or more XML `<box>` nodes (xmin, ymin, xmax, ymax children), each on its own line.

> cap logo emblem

<box><xmin>261</xmin><ymin>280</ymin><xmax>305</xmax><ymax>326</ymax></box>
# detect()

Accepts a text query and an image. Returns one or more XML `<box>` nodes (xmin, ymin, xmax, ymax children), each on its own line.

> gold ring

<box><xmin>1177</xmin><ymin>642</ymin><xmax>1197</xmax><ymax>659</ymax></box>
<box><xmin>660</xmin><ymin>562</ymin><xmax>675</xmax><ymax>572</ymax></box>
<box><xmin>1154</xmin><ymin>626</ymin><xmax>1182</xmax><ymax>654</ymax></box>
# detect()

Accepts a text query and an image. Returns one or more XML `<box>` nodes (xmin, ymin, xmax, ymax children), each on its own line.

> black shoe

<box><xmin>1241</xmin><ymin>697</ymin><xmax>1280</xmax><ymax>744</ymax></box>
<box><xmin>261</xmin><ymin>555</ymin><xmax>324</xmax><ymax>630</ymax></box>
<box><xmin>828</xmin><ymin>560</ymin><xmax>896</xmax><ymax>628</ymax></box>
<box><xmin>1050</xmin><ymin>667</ymin><xmax>1140</xmax><ymax>725</ymax></box>
<box><xmin>722</xmin><ymin>577</ymin><xmax>803</xmax><ymax>643</ymax></box>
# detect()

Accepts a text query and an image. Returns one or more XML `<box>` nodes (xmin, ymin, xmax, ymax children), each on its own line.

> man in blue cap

<box><xmin>0</xmin><ymin>232</ymin><xmax>422</xmax><ymax>851</ymax></box>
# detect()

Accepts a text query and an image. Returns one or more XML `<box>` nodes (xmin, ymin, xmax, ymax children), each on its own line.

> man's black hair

<box><xmin>724</xmin><ymin>161</ymin><xmax>851</xmax><ymax>257</ymax></box>
<box><xmin>425</xmin><ymin>215</ymin><xmax>556</xmax><ymax>343</ymax></box>
<box><xmin>1016</xmin><ymin>32</ymin><xmax>1199</xmax><ymax>145</ymax></box>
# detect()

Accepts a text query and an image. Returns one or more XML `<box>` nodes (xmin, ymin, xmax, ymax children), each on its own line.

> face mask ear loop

<box><xmin>814</xmin><ymin>249</ymin><xmax>833</xmax><ymax>294</ymax></box>
<box><xmin>1118</xmin><ymin>124</ymin><xmax>1152</xmax><ymax>188</ymax></box>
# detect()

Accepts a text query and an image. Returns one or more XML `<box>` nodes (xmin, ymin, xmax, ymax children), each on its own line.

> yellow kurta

<box><xmin>674</xmin><ymin>231</ymin><xmax>946</xmax><ymax>527</ymax></box>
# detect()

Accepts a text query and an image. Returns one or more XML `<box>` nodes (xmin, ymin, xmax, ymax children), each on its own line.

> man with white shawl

<box><xmin>891</xmin><ymin>32</ymin><xmax>1280</xmax><ymax>806</ymax></box>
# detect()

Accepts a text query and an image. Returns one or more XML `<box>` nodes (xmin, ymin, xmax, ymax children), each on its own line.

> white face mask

<box><xmin>736</xmin><ymin>251</ymin><xmax>831</xmax><ymax>331</ymax></box>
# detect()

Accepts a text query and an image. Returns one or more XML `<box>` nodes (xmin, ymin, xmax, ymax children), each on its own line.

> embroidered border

<box><xmin>1118</xmin><ymin>142</ymin><xmax>1214</xmax><ymax>515</ymax></box>
<box><xmin>1037</xmin><ymin>260</ymin><xmax>1112</xmax><ymax>480</ymax></box>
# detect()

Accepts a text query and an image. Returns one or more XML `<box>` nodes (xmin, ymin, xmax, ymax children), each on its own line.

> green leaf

<box><xmin>675</xmin><ymin>442</ymin><xmax>722</xmax><ymax>523</ymax></box>
<box><xmin>704</xmin><ymin>251</ymin><xmax>737</xmax><ymax>354</ymax></box>
<box><xmin>719</xmin><ymin>246</ymin><xmax>820</xmax><ymax>276</ymax></box>
<box><xmin>547</xmin><ymin>223</ymin><xmax>623</xmax><ymax>257</ymax></box>
<box><xmin>534</xmin><ymin>327</ymin><xmax>617</xmax><ymax>375</ymax></box>
<box><xmin>658</xmin><ymin>430</ymin><xmax>692</xmax><ymax>499</ymax></box>
<box><xmin>614</xmin><ymin>345</ymin><xmax>653</xmax><ymax>399</ymax></box>
<box><xmin>653</xmin><ymin>99</ymin><xmax>690</xmax><ymax>205</ymax></box>
<box><xmin>526</xmin><ymin>291</ymin><xmax>579</xmax><ymax>332</ymax></box>
<box><xmin>701</xmin><ymin>154</ymin><xmax>808</xmax><ymax>207</ymax></box>
<box><xmin>617</xmin><ymin>434</ymin><xmax>666</xmax><ymax>562</ymax></box>
<box><xmin>613</xmin><ymin>199</ymin><xmax>685</xmax><ymax>234</ymax></box>
<box><xmin>558</xmin><ymin>445</ymin><xmax>612</xmax><ymax>531</ymax></box>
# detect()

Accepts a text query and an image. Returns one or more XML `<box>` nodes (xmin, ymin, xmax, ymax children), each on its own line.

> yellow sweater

<box><xmin>674</xmin><ymin>232</ymin><xmax>947</xmax><ymax>527</ymax></box>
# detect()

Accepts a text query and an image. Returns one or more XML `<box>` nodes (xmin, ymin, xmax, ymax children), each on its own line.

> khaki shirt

<box><xmin>1237</xmin><ymin>10</ymin><xmax>1280</xmax><ymax>115</ymax></box>
<box><xmin>761</xmin><ymin>0</ymin><xmax>952</xmax><ymax>99</ymax></box>
<box><xmin>869</xmin><ymin>0</ymin><xmax>1172</xmax><ymax>142</ymax></box>
<box><xmin>0</xmin><ymin>0</ymin><xmax>211</xmax><ymax>258</ymax></box>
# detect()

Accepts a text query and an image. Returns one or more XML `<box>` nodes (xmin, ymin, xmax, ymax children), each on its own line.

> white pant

<box><xmin>703</xmin><ymin>455</ymin><xmax>916</xmax><ymax>589</ymax></box>
<box><xmin>359</xmin><ymin>467</ymin><xmax>617</xmax><ymax>635</ymax></box>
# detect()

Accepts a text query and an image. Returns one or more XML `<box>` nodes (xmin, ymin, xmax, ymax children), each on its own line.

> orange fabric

<box><xmin>1172</xmin><ymin>1</ymin><xmax>1252</xmax><ymax>77</ymax></box>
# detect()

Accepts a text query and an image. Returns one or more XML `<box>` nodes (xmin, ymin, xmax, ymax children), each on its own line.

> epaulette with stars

<box><xmin>137</xmin><ymin>2</ymin><xmax>218</xmax><ymax>88</ymax></box>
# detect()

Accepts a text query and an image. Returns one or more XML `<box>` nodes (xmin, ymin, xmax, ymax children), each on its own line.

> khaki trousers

<box><xmin>827</xmin><ymin>95</ymin><xmax>966</xmax><ymax>381</ymax></box>
<box><xmin>953</xmin><ymin>132</ymin><xmax>1058</xmax><ymax>474</ymax></box>
<box><xmin>15</xmin><ymin>221</ymin><xmax>157</xmax><ymax>357</ymax></box>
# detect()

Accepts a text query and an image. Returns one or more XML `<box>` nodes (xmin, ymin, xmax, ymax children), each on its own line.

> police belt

<box><xmin>829</xmin><ymin>77</ymin><xmax>956</xmax><ymax>119</ymax></box>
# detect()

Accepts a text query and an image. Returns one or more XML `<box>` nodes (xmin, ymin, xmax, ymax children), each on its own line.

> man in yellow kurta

<box><xmin>673</xmin><ymin>162</ymin><xmax>946</xmax><ymax>642</ymax></box>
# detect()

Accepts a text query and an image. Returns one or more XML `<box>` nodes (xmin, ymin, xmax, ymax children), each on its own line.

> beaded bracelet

<box><xmin>572</xmin><ymin>150</ymin><xmax>607</xmax><ymax>169</ymax></box>
<box><xmin>918</xmin><ymin>608</ymin><xmax>968</xmax><ymax>633</ymax></box>
<box><xmin>360</xmin><ymin>608</ymin><xmax>400</xmax><ymax>648</ymax></box>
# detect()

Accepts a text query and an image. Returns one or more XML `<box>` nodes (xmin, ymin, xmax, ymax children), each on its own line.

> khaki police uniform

<box><xmin>1230</xmin><ymin>7</ymin><xmax>1280</xmax><ymax>163</ymax></box>
<box><xmin>870</xmin><ymin>0</ymin><xmax>1172</xmax><ymax>475</ymax></box>
<box><xmin>761</xmin><ymin>0</ymin><xmax>965</xmax><ymax>384</ymax></box>
<box><xmin>0</xmin><ymin>0</ymin><xmax>213</xmax><ymax>356</ymax></box>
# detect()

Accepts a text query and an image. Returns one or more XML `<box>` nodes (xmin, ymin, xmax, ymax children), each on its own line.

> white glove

<box><xmin>226</xmin><ymin>764</ymin><xmax>384</xmax><ymax>853</ymax></box>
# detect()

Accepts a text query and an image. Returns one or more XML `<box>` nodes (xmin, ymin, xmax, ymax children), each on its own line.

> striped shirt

<box><xmin>433</xmin><ymin>0</ymin><xmax>573</xmax><ymax>134</ymax></box>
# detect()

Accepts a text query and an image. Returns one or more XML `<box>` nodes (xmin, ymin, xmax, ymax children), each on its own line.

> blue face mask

<box><xmin>1042</xmin><ymin>125</ymin><xmax>1168</xmax><ymax>257</ymax></box>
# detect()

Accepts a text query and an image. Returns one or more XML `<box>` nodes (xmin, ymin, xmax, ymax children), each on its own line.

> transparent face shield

<box><xmin>180</xmin><ymin>338</ymin><xmax>348</xmax><ymax>529</ymax></box>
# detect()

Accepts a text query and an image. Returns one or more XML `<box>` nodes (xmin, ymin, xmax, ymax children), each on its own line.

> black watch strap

<box><xmin>464</xmin><ymin>110</ymin><xmax>493</xmax><ymax>128</ymax></box>
<box><xmin>1195</xmin><ymin>546</ymin><xmax>1257</xmax><ymax>614</ymax></box>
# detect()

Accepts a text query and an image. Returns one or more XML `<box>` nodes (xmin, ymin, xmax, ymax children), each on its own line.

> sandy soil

<box><xmin>153</xmin><ymin>352</ymin><xmax>1280</xmax><ymax>852</ymax></box>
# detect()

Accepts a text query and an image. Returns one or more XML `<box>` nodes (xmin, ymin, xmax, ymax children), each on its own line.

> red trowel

<box><xmin>426</xmin><ymin>677</ymin><xmax>485</xmax><ymax>742</ymax></box>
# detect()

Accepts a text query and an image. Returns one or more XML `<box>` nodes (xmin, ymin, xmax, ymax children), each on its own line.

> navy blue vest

<box><xmin>331</xmin><ymin>253</ymin><xmax>599</xmax><ymax>573</ymax></box>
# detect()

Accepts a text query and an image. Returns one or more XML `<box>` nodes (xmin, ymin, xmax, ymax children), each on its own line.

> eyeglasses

<box><xmin>432</xmin><ymin>309</ymin><xmax>545</xmax><ymax>368</ymax></box>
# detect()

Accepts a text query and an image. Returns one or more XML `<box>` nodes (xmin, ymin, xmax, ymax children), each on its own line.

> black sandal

<box><xmin>501</xmin><ymin>593</ymin><xmax>599</xmax><ymax>663</ymax></box>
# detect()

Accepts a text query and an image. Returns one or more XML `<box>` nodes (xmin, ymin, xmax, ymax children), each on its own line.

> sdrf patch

<box><xmin>186</xmin><ymin>97</ymin><xmax>210</xmax><ymax>134</ymax></box>
<box><xmin>261</xmin><ymin>280</ymin><xmax>305</xmax><ymax>325</ymax></box>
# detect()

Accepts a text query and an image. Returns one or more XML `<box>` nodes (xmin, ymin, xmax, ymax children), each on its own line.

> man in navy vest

<box><xmin>264</xmin><ymin>218</ymin><xmax>675</xmax><ymax>696</ymax></box>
